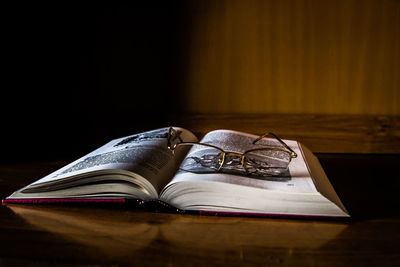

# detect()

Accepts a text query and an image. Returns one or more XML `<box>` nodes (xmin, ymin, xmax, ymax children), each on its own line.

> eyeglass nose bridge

<box><xmin>217</xmin><ymin>152</ymin><xmax>247</xmax><ymax>172</ymax></box>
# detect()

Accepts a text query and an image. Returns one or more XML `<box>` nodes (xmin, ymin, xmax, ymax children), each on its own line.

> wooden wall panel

<box><xmin>181</xmin><ymin>0</ymin><xmax>400</xmax><ymax>114</ymax></box>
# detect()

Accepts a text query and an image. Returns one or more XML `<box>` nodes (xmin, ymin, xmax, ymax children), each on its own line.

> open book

<box><xmin>3</xmin><ymin>127</ymin><xmax>350</xmax><ymax>218</ymax></box>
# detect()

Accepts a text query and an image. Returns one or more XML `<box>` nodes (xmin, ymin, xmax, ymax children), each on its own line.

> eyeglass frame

<box><xmin>167</xmin><ymin>127</ymin><xmax>298</xmax><ymax>173</ymax></box>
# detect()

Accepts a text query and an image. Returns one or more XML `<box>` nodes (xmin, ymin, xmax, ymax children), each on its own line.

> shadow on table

<box><xmin>318</xmin><ymin>154</ymin><xmax>400</xmax><ymax>220</ymax></box>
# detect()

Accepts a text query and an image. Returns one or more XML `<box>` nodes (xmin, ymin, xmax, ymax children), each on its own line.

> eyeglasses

<box><xmin>167</xmin><ymin>127</ymin><xmax>297</xmax><ymax>177</ymax></box>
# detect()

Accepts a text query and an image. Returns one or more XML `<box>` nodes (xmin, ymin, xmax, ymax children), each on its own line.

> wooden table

<box><xmin>1</xmin><ymin>115</ymin><xmax>399</xmax><ymax>266</ymax></box>
<box><xmin>1</xmin><ymin>156</ymin><xmax>399</xmax><ymax>266</ymax></box>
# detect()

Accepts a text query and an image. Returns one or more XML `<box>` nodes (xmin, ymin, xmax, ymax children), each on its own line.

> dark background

<box><xmin>2</xmin><ymin>2</ymin><xmax>190</xmax><ymax>162</ymax></box>
<box><xmin>3</xmin><ymin>1</ymin><xmax>398</xmax><ymax>163</ymax></box>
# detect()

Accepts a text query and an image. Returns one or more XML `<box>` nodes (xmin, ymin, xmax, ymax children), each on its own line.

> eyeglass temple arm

<box><xmin>167</xmin><ymin>127</ymin><xmax>183</xmax><ymax>149</ymax></box>
<box><xmin>252</xmin><ymin>132</ymin><xmax>298</xmax><ymax>158</ymax></box>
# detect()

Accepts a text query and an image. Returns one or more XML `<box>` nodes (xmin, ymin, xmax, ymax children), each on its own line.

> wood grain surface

<box><xmin>174</xmin><ymin>114</ymin><xmax>400</xmax><ymax>153</ymax></box>
<box><xmin>181</xmin><ymin>0</ymin><xmax>400</xmax><ymax>115</ymax></box>
<box><xmin>1</xmin><ymin>115</ymin><xmax>399</xmax><ymax>266</ymax></box>
<box><xmin>1</xmin><ymin>155</ymin><xmax>399</xmax><ymax>266</ymax></box>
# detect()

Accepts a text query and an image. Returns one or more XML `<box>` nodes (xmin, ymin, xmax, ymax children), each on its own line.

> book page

<box><xmin>300</xmin><ymin>144</ymin><xmax>348</xmax><ymax>213</ymax></box>
<box><xmin>165</xmin><ymin>129</ymin><xmax>317</xmax><ymax>193</ymax></box>
<box><xmin>28</xmin><ymin>127</ymin><xmax>198</xmax><ymax>194</ymax></box>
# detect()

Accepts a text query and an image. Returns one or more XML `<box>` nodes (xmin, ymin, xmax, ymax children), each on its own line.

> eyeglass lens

<box><xmin>179</xmin><ymin>144</ymin><xmax>290</xmax><ymax>177</ymax></box>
